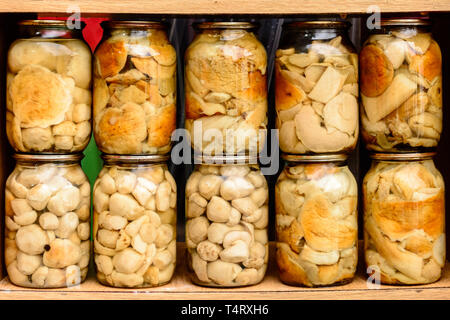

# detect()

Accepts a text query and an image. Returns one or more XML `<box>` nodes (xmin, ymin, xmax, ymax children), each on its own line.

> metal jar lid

<box><xmin>104</xmin><ymin>20</ymin><xmax>168</xmax><ymax>29</ymax></box>
<box><xmin>286</xmin><ymin>20</ymin><xmax>350</xmax><ymax>29</ymax></box>
<box><xmin>194</xmin><ymin>154</ymin><xmax>258</xmax><ymax>165</ymax></box>
<box><xmin>370</xmin><ymin>152</ymin><xmax>436</xmax><ymax>161</ymax></box>
<box><xmin>102</xmin><ymin>154</ymin><xmax>169</xmax><ymax>164</ymax></box>
<box><xmin>380</xmin><ymin>18</ymin><xmax>431</xmax><ymax>27</ymax></box>
<box><xmin>13</xmin><ymin>153</ymin><xmax>84</xmax><ymax>162</ymax></box>
<box><xmin>194</xmin><ymin>21</ymin><xmax>257</xmax><ymax>30</ymax></box>
<box><xmin>18</xmin><ymin>19</ymin><xmax>72</xmax><ymax>28</ymax></box>
<box><xmin>282</xmin><ymin>153</ymin><xmax>349</xmax><ymax>163</ymax></box>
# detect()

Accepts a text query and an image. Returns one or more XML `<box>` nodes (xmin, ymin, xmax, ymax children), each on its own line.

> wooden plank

<box><xmin>0</xmin><ymin>243</ymin><xmax>449</xmax><ymax>300</ymax></box>
<box><xmin>0</xmin><ymin>0</ymin><xmax>448</xmax><ymax>14</ymax></box>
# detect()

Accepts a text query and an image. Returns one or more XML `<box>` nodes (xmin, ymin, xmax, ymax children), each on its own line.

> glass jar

<box><xmin>93</xmin><ymin>21</ymin><xmax>176</xmax><ymax>155</ymax></box>
<box><xmin>363</xmin><ymin>153</ymin><xmax>445</xmax><ymax>285</ymax></box>
<box><xmin>5</xmin><ymin>154</ymin><xmax>90</xmax><ymax>288</ymax></box>
<box><xmin>185</xmin><ymin>22</ymin><xmax>268</xmax><ymax>155</ymax></box>
<box><xmin>185</xmin><ymin>155</ymin><xmax>269</xmax><ymax>287</ymax></box>
<box><xmin>360</xmin><ymin>18</ymin><xmax>442</xmax><ymax>152</ymax></box>
<box><xmin>93</xmin><ymin>155</ymin><xmax>176</xmax><ymax>288</ymax></box>
<box><xmin>6</xmin><ymin>20</ymin><xmax>92</xmax><ymax>153</ymax></box>
<box><xmin>275</xmin><ymin>21</ymin><xmax>358</xmax><ymax>154</ymax></box>
<box><xmin>275</xmin><ymin>154</ymin><xmax>358</xmax><ymax>287</ymax></box>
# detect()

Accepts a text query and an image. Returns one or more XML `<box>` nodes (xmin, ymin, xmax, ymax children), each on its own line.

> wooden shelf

<box><xmin>0</xmin><ymin>0</ymin><xmax>449</xmax><ymax>14</ymax></box>
<box><xmin>0</xmin><ymin>243</ymin><xmax>449</xmax><ymax>300</ymax></box>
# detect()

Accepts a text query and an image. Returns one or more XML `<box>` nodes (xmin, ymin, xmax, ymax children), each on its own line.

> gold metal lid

<box><xmin>102</xmin><ymin>154</ymin><xmax>169</xmax><ymax>164</ymax></box>
<box><xmin>13</xmin><ymin>153</ymin><xmax>84</xmax><ymax>162</ymax></box>
<box><xmin>282</xmin><ymin>153</ymin><xmax>349</xmax><ymax>163</ymax></box>
<box><xmin>104</xmin><ymin>20</ymin><xmax>167</xmax><ymax>29</ymax></box>
<box><xmin>194</xmin><ymin>21</ymin><xmax>257</xmax><ymax>30</ymax></box>
<box><xmin>370</xmin><ymin>152</ymin><xmax>436</xmax><ymax>161</ymax></box>
<box><xmin>17</xmin><ymin>19</ymin><xmax>87</xmax><ymax>30</ymax></box>
<box><xmin>286</xmin><ymin>20</ymin><xmax>350</xmax><ymax>29</ymax></box>
<box><xmin>380</xmin><ymin>18</ymin><xmax>431</xmax><ymax>27</ymax></box>
<box><xmin>194</xmin><ymin>154</ymin><xmax>258</xmax><ymax>165</ymax></box>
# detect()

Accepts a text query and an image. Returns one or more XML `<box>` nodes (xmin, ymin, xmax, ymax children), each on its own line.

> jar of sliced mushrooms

<box><xmin>93</xmin><ymin>21</ymin><xmax>176</xmax><ymax>155</ymax></box>
<box><xmin>93</xmin><ymin>155</ymin><xmax>177</xmax><ymax>288</ymax></box>
<box><xmin>360</xmin><ymin>18</ymin><xmax>442</xmax><ymax>152</ymax></box>
<box><xmin>275</xmin><ymin>154</ymin><xmax>358</xmax><ymax>287</ymax></box>
<box><xmin>186</xmin><ymin>155</ymin><xmax>269</xmax><ymax>287</ymax></box>
<box><xmin>275</xmin><ymin>21</ymin><xmax>359</xmax><ymax>154</ymax></box>
<box><xmin>6</xmin><ymin>20</ymin><xmax>92</xmax><ymax>153</ymax></box>
<box><xmin>5</xmin><ymin>154</ymin><xmax>90</xmax><ymax>288</ymax></box>
<box><xmin>185</xmin><ymin>22</ymin><xmax>268</xmax><ymax>155</ymax></box>
<box><xmin>364</xmin><ymin>153</ymin><xmax>445</xmax><ymax>285</ymax></box>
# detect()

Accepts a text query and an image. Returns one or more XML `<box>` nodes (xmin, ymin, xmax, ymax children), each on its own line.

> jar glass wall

<box><xmin>93</xmin><ymin>155</ymin><xmax>177</xmax><ymax>288</ymax></box>
<box><xmin>93</xmin><ymin>21</ymin><xmax>176</xmax><ymax>155</ymax></box>
<box><xmin>185</xmin><ymin>156</ymin><xmax>269</xmax><ymax>287</ymax></box>
<box><xmin>5</xmin><ymin>154</ymin><xmax>90</xmax><ymax>288</ymax></box>
<box><xmin>6</xmin><ymin>20</ymin><xmax>92</xmax><ymax>153</ymax></box>
<box><xmin>275</xmin><ymin>21</ymin><xmax>359</xmax><ymax>154</ymax></box>
<box><xmin>363</xmin><ymin>153</ymin><xmax>445</xmax><ymax>284</ymax></box>
<box><xmin>360</xmin><ymin>19</ymin><xmax>442</xmax><ymax>152</ymax></box>
<box><xmin>185</xmin><ymin>22</ymin><xmax>268</xmax><ymax>155</ymax></box>
<box><xmin>275</xmin><ymin>154</ymin><xmax>358</xmax><ymax>287</ymax></box>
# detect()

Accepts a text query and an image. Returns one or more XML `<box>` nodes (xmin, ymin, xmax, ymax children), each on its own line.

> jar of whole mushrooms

<box><xmin>360</xmin><ymin>18</ymin><xmax>442</xmax><ymax>152</ymax></box>
<box><xmin>275</xmin><ymin>21</ymin><xmax>359</xmax><ymax>154</ymax></box>
<box><xmin>93</xmin><ymin>155</ymin><xmax>177</xmax><ymax>288</ymax></box>
<box><xmin>275</xmin><ymin>154</ymin><xmax>358</xmax><ymax>287</ymax></box>
<box><xmin>186</xmin><ymin>155</ymin><xmax>269</xmax><ymax>287</ymax></box>
<box><xmin>185</xmin><ymin>22</ymin><xmax>268</xmax><ymax>155</ymax></box>
<box><xmin>364</xmin><ymin>153</ymin><xmax>445</xmax><ymax>285</ymax></box>
<box><xmin>93</xmin><ymin>21</ymin><xmax>176</xmax><ymax>155</ymax></box>
<box><xmin>7</xmin><ymin>20</ymin><xmax>92</xmax><ymax>153</ymax></box>
<box><xmin>5</xmin><ymin>154</ymin><xmax>90</xmax><ymax>288</ymax></box>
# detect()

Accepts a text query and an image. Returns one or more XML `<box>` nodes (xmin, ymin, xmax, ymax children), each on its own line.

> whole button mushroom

<box><xmin>43</xmin><ymin>239</ymin><xmax>82</xmax><ymax>268</ymax></box>
<box><xmin>54</xmin><ymin>212</ymin><xmax>79</xmax><ymax>238</ymax></box>
<box><xmin>109</xmin><ymin>193</ymin><xmax>144</xmax><ymax>220</ymax></box>
<box><xmin>112</xmin><ymin>248</ymin><xmax>145</xmax><ymax>274</ymax></box>
<box><xmin>39</xmin><ymin>212</ymin><xmax>60</xmax><ymax>230</ymax></box>
<box><xmin>220</xmin><ymin>176</ymin><xmax>255</xmax><ymax>200</ymax></box>
<box><xmin>16</xmin><ymin>251</ymin><xmax>42</xmax><ymax>275</ymax></box>
<box><xmin>198</xmin><ymin>175</ymin><xmax>223</xmax><ymax>200</ymax></box>
<box><xmin>156</xmin><ymin>181</ymin><xmax>171</xmax><ymax>212</ymax></box>
<box><xmin>47</xmin><ymin>186</ymin><xmax>81</xmax><ymax>216</ymax></box>
<box><xmin>219</xmin><ymin>240</ymin><xmax>250</xmax><ymax>263</ymax></box>
<box><xmin>99</xmin><ymin>173</ymin><xmax>116</xmax><ymax>194</ymax></box>
<box><xmin>187</xmin><ymin>216</ymin><xmax>210</xmax><ymax>244</ymax></box>
<box><xmin>207</xmin><ymin>260</ymin><xmax>242</xmax><ymax>286</ymax></box>
<box><xmin>26</xmin><ymin>184</ymin><xmax>52</xmax><ymax>210</ymax></box>
<box><xmin>206</xmin><ymin>196</ymin><xmax>231</xmax><ymax>222</ymax></box>
<box><xmin>197</xmin><ymin>240</ymin><xmax>222</xmax><ymax>261</ymax></box>
<box><xmin>154</xmin><ymin>224</ymin><xmax>174</xmax><ymax>248</ymax></box>
<box><xmin>231</xmin><ymin>197</ymin><xmax>258</xmax><ymax>216</ymax></box>
<box><xmin>207</xmin><ymin>223</ymin><xmax>244</xmax><ymax>244</ymax></box>
<box><xmin>186</xmin><ymin>171</ymin><xmax>202</xmax><ymax>197</ymax></box>
<box><xmin>220</xmin><ymin>166</ymin><xmax>250</xmax><ymax>177</ymax></box>
<box><xmin>16</xmin><ymin>224</ymin><xmax>49</xmax><ymax>255</ymax></box>
<box><xmin>115</xmin><ymin>171</ymin><xmax>137</xmax><ymax>194</ymax></box>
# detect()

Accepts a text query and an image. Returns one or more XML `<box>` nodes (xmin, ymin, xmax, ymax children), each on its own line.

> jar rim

<box><xmin>282</xmin><ymin>153</ymin><xmax>349</xmax><ymax>163</ymax></box>
<box><xmin>18</xmin><ymin>19</ymin><xmax>86</xmax><ymax>29</ymax></box>
<box><xmin>194</xmin><ymin>21</ymin><xmax>257</xmax><ymax>30</ymax></box>
<box><xmin>370</xmin><ymin>152</ymin><xmax>436</xmax><ymax>161</ymax></box>
<box><xmin>380</xmin><ymin>18</ymin><xmax>431</xmax><ymax>27</ymax></box>
<box><xmin>104</xmin><ymin>20</ymin><xmax>168</xmax><ymax>29</ymax></box>
<box><xmin>285</xmin><ymin>20</ymin><xmax>351</xmax><ymax>29</ymax></box>
<box><xmin>194</xmin><ymin>154</ymin><xmax>258</xmax><ymax>164</ymax></box>
<box><xmin>102</xmin><ymin>154</ymin><xmax>169</xmax><ymax>164</ymax></box>
<box><xmin>13</xmin><ymin>153</ymin><xmax>84</xmax><ymax>162</ymax></box>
